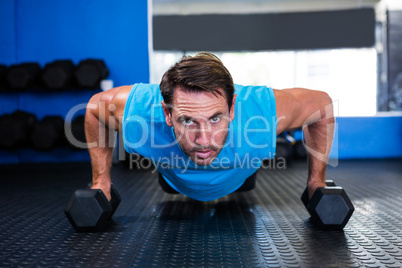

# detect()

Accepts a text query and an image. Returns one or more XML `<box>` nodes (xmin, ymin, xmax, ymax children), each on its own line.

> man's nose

<box><xmin>195</xmin><ymin>126</ymin><xmax>211</xmax><ymax>146</ymax></box>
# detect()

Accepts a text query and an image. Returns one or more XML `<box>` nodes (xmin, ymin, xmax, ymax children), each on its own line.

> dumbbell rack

<box><xmin>0</xmin><ymin>89</ymin><xmax>100</xmax><ymax>164</ymax></box>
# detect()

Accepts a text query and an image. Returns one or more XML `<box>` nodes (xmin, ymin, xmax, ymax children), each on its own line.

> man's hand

<box><xmin>91</xmin><ymin>180</ymin><xmax>112</xmax><ymax>201</ymax></box>
<box><xmin>307</xmin><ymin>180</ymin><xmax>327</xmax><ymax>199</ymax></box>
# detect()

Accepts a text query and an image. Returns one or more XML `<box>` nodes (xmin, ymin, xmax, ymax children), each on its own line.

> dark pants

<box><xmin>158</xmin><ymin>170</ymin><xmax>258</xmax><ymax>194</ymax></box>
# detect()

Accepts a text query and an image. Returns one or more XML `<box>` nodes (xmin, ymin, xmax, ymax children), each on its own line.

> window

<box><xmin>151</xmin><ymin>48</ymin><xmax>377</xmax><ymax>116</ymax></box>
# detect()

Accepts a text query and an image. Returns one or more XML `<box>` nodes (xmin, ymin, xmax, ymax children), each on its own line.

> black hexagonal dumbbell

<box><xmin>75</xmin><ymin>59</ymin><xmax>109</xmax><ymax>89</ymax></box>
<box><xmin>67</xmin><ymin>115</ymin><xmax>86</xmax><ymax>149</ymax></box>
<box><xmin>6</xmin><ymin>63</ymin><xmax>41</xmax><ymax>90</ymax></box>
<box><xmin>0</xmin><ymin>110</ymin><xmax>37</xmax><ymax>150</ymax></box>
<box><xmin>42</xmin><ymin>60</ymin><xmax>75</xmax><ymax>90</ymax></box>
<box><xmin>300</xmin><ymin>180</ymin><xmax>354</xmax><ymax>230</ymax></box>
<box><xmin>0</xmin><ymin>64</ymin><xmax>8</xmax><ymax>91</ymax></box>
<box><xmin>64</xmin><ymin>184</ymin><xmax>121</xmax><ymax>232</ymax></box>
<box><xmin>30</xmin><ymin>115</ymin><xmax>65</xmax><ymax>150</ymax></box>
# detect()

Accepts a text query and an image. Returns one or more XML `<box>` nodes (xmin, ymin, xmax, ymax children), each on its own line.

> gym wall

<box><xmin>0</xmin><ymin>0</ymin><xmax>149</xmax><ymax>85</ymax></box>
<box><xmin>0</xmin><ymin>0</ymin><xmax>149</xmax><ymax>164</ymax></box>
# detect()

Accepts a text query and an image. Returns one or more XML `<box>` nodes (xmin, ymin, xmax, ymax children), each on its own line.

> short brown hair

<box><xmin>160</xmin><ymin>52</ymin><xmax>234</xmax><ymax>110</ymax></box>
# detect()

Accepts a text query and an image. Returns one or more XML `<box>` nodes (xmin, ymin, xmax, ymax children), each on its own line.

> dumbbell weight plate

<box><xmin>69</xmin><ymin>115</ymin><xmax>86</xmax><ymax>149</ymax></box>
<box><xmin>64</xmin><ymin>189</ymin><xmax>112</xmax><ymax>232</ymax></box>
<box><xmin>110</xmin><ymin>184</ymin><xmax>121</xmax><ymax>217</ymax></box>
<box><xmin>30</xmin><ymin>116</ymin><xmax>65</xmax><ymax>150</ymax></box>
<box><xmin>307</xmin><ymin>186</ymin><xmax>354</xmax><ymax>230</ymax></box>
<box><xmin>0</xmin><ymin>65</ymin><xmax>7</xmax><ymax>91</ymax></box>
<box><xmin>7</xmin><ymin>63</ymin><xmax>41</xmax><ymax>90</ymax></box>
<box><xmin>0</xmin><ymin>111</ymin><xmax>37</xmax><ymax>149</ymax></box>
<box><xmin>42</xmin><ymin>60</ymin><xmax>75</xmax><ymax>90</ymax></box>
<box><xmin>75</xmin><ymin>59</ymin><xmax>109</xmax><ymax>88</ymax></box>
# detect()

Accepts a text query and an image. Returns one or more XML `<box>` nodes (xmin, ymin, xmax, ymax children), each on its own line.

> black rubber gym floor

<box><xmin>0</xmin><ymin>159</ymin><xmax>401</xmax><ymax>267</ymax></box>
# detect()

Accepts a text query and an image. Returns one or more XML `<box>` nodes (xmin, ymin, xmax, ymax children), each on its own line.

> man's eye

<box><xmin>211</xmin><ymin>116</ymin><xmax>220</xmax><ymax>123</ymax></box>
<box><xmin>183</xmin><ymin>118</ymin><xmax>193</xmax><ymax>125</ymax></box>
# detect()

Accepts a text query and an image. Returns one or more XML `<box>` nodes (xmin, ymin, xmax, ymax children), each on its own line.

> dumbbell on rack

<box><xmin>42</xmin><ymin>60</ymin><xmax>75</xmax><ymax>90</ymax></box>
<box><xmin>30</xmin><ymin>115</ymin><xmax>65</xmax><ymax>150</ymax></box>
<box><xmin>0</xmin><ymin>111</ymin><xmax>37</xmax><ymax>149</ymax></box>
<box><xmin>6</xmin><ymin>63</ymin><xmax>41</xmax><ymax>90</ymax></box>
<box><xmin>66</xmin><ymin>115</ymin><xmax>87</xmax><ymax>150</ymax></box>
<box><xmin>65</xmin><ymin>183</ymin><xmax>121</xmax><ymax>232</ymax></box>
<box><xmin>301</xmin><ymin>180</ymin><xmax>354</xmax><ymax>230</ymax></box>
<box><xmin>75</xmin><ymin>59</ymin><xmax>109</xmax><ymax>89</ymax></box>
<box><xmin>0</xmin><ymin>65</ymin><xmax>8</xmax><ymax>91</ymax></box>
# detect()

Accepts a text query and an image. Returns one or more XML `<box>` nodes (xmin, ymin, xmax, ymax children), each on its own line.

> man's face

<box><xmin>162</xmin><ymin>87</ymin><xmax>236</xmax><ymax>166</ymax></box>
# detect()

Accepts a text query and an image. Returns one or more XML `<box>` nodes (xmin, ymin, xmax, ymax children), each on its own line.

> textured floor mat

<box><xmin>0</xmin><ymin>159</ymin><xmax>401</xmax><ymax>267</ymax></box>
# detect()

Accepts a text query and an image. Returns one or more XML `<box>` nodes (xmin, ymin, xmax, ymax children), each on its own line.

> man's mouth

<box><xmin>194</xmin><ymin>150</ymin><xmax>213</xmax><ymax>159</ymax></box>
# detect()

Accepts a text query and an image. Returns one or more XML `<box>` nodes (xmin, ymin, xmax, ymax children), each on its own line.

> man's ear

<box><xmin>162</xmin><ymin>101</ymin><xmax>173</xmax><ymax>127</ymax></box>
<box><xmin>229</xmin><ymin>94</ymin><xmax>237</xmax><ymax>122</ymax></box>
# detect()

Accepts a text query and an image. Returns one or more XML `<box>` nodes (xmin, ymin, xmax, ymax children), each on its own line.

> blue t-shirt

<box><xmin>123</xmin><ymin>83</ymin><xmax>277</xmax><ymax>201</ymax></box>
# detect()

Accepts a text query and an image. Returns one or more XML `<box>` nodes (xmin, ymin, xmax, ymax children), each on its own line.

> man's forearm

<box><xmin>85</xmin><ymin>100</ymin><xmax>116</xmax><ymax>200</ymax></box>
<box><xmin>302</xmin><ymin>100</ymin><xmax>335</xmax><ymax>197</ymax></box>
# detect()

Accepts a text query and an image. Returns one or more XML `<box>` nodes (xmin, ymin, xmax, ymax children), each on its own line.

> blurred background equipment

<box><xmin>0</xmin><ymin>64</ymin><xmax>8</xmax><ymax>91</ymax></box>
<box><xmin>6</xmin><ymin>63</ymin><xmax>41</xmax><ymax>91</ymax></box>
<box><xmin>69</xmin><ymin>115</ymin><xmax>86</xmax><ymax>148</ymax></box>
<box><xmin>30</xmin><ymin>115</ymin><xmax>65</xmax><ymax>151</ymax></box>
<box><xmin>42</xmin><ymin>60</ymin><xmax>76</xmax><ymax>91</ymax></box>
<box><xmin>0</xmin><ymin>110</ymin><xmax>37</xmax><ymax>150</ymax></box>
<box><xmin>75</xmin><ymin>59</ymin><xmax>109</xmax><ymax>89</ymax></box>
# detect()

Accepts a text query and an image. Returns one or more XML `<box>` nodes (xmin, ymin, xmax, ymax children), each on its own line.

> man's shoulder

<box><xmin>234</xmin><ymin>84</ymin><xmax>273</xmax><ymax>102</ymax></box>
<box><xmin>128</xmin><ymin>83</ymin><xmax>162</xmax><ymax>102</ymax></box>
<box><xmin>124</xmin><ymin>83</ymin><xmax>164</xmax><ymax>120</ymax></box>
<box><xmin>132</xmin><ymin>83</ymin><xmax>160</xmax><ymax>91</ymax></box>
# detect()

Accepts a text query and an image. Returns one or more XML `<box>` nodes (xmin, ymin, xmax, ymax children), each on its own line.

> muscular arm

<box><xmin>85</xmin><ymin>85</ymin><xmax>131</xmax><ymax>200</ymax></box>
<box><xmin>274</xmin><ymin>88</ymin><xmax>334</xmax><ymax>198</ymax></box>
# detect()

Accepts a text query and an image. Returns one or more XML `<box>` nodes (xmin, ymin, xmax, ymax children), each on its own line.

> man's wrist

<box><xmin>308</xmin><ymin>175</ymin><xmax>326</xmax><ymax>185</ymax></box>
<box><xmin>92</xmin><ymin>177</ymin><xmax>111</xmax><ymax>191</ymax></box>
<box><xmin>91</xmin><ymin>178</ymin><xmax>112</xmax><ymax>201</ymax></box>
<box><xmin>307</xmin><ymin>178</ymin><xmax>326</xmax><ymax>199</ymax></box>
